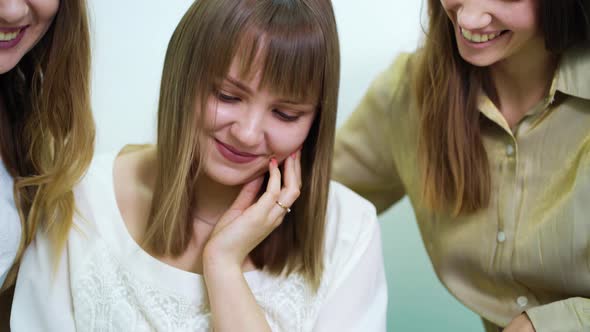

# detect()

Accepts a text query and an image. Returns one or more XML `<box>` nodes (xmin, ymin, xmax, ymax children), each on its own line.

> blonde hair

<box><xmin>143</xmin><ymin>0</ymin><xmax>340</xmax><ymax>290</ymax></box>
<box><xmin>0</xmin><ymin>0</ymin><xmax>94</xmax><ymax>290</ymax></box>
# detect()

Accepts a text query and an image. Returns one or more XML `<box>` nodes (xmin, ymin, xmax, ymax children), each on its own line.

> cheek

<box><xmin>439</xmin><ymin>0</ymin><xmax>456</xmax><ymax>17</ymax></box>
<box><xmin>501</xmin><ymin>2</ymin><xmax>539</xmax><ymax>33</ymax></box>
<box><xmin>437</xmin><ymin>0</ymin><xmax>458</xmax><ymax>28</ymax></box>
<box><xmin>267</xmin><ymin>118</ymin><xmax>315</xmax><ymax>160</ymax></box>
<box><xmin>204</xmin><ymin>98</ymin><xmax>234</xmax><ymax>131</ymax></box>
<box><xmin>203</xmin><ymin>100</ymin><xmax>218</xmax><ymax>130</ymax></box>
<box><xmin>439</xmin><ymin>0</ymin><xmax>451</xmax><ymax>10</ymax></box>
<box><xmin>25</xmin><ymin>0</ymin><xmax>59</xmax><ymax>51</ymax></box>
<box><xmin>31</xmin><ymin>0</ymin><xmax>60</xmax><ymax>22</ymax></box>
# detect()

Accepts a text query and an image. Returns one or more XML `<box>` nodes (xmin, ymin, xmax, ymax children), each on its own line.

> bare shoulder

<box><xmin>113</xmin><ymin>144</ymin><xmax>157</xmax><ymax>242</ymax></box>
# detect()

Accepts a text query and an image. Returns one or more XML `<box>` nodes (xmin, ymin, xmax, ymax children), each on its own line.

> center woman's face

<box><xmin>202</xmin><ymin>57</ymin><xmax>318</xmax><ymax>186</ymax></box>
<box><xmin>440</xmin><ymin>0</ymin><xmax>543</xmax><ymax>67</ymax></box>
<box><xmin>0</xmin><ymin>0</ymin><xmax>59</xmax><ymax>74</ymax></box>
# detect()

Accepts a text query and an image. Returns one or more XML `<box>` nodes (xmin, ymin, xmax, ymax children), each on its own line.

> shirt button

<box><xmin>517</xmin><ymin>296</ymin><xmax>528</xmax><ymax>308</ymax></box>
<box><xmin>497</xmin><ymin>231</ymin><xmax>506</xmax><ymax>243</ymax></box>
<box><xmin>506</xmin><ymin>144</ymin><xmax>515</xmax><ymax>157</ymax></box>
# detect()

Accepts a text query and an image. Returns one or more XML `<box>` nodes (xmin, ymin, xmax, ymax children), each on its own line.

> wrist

<box><xmin>202</xmin><ymin>246</ymin><xmax>241</xmax><ymax>276</ymax></box>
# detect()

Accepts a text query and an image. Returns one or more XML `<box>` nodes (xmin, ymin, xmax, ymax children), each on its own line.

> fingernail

<box><xmin>270</xmin><ymin>158</ymin><xmax>277</xmax><ymax>167</ymax></box>
<box><xmin>290</xmin><ymin>152</ymin><xmax>296</xmax><ymax>159</ymax></box>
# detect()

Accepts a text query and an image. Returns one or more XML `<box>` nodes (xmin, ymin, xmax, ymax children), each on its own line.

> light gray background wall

<box><xmin>87</xmin><ymin>1</ymin><xmax>482</xmax><ymax>330</ymax></box>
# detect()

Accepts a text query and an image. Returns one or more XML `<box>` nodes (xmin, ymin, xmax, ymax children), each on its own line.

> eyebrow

<box><xmin>275</xmin><ymin>99</ymin><xmax>317</xmax><ymax>112</ymax></box>
<box><xmin>224</xmin><ymin>76</ymin><xmax>317</xmax><ymax>111</ymax></box>
<box><xmin>225</xmin><ymin>76</ymin><xmax>253</xmax><ymax>95</ymax></box>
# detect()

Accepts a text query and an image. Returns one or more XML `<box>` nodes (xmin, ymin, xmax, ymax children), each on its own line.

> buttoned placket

<box><xmin>479</xmin><ymin>94</ymin><xmax>556</xmax><ymax>316</ymax></box>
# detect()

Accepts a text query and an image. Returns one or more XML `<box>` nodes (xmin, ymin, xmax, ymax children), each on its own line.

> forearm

<box><xmin>526</xmin><ymin>297</ymin><xmax>590</xmax><ymax>332</ymax></box>
<box><xmin>204</xmin><ymin>260</ymin><xmax>271</xmax><ymax>332</ymax></box>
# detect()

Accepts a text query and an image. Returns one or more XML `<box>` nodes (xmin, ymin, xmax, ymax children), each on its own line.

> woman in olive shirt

<box><xmin>334</xmin><ymin>0</ymin><xmax>590</xmax><ymax>331</ymax></box>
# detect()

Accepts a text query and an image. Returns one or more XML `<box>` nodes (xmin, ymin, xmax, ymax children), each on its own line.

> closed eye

<box><xmin>273</xmin><ymin>109</ymin><xmax>300</xmax><ymax>122</ymax></box>
<box><xmin>217</xmin><ymin>92</ymin><xmax>240</xmax><ymax>103</ymax></box>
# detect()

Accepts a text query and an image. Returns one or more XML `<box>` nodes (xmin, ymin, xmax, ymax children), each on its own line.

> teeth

<box><xmin>0</xmin><ymin>30</ymin><xmax>20</xmax><ymax>42</ymax></box>
<box><xmin>461</xmin><ymin>28</ymin><xmax>501</xmax><ymax>44</ymax></box>
<box><xmin>463</xmin><ymin>29</ymin><xmax>472</xmax><ymax>40</ymax></box>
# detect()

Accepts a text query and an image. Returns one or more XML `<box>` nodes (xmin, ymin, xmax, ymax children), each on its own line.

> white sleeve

<box><xmin>10</xmin><ymin>233</ymin><xmax>76</xmax><ymax>331</ymax></box>
<box><xmin>313</xmin><ymin>213</ymin><xmax>388</xmax><ymax>332</ymax></box>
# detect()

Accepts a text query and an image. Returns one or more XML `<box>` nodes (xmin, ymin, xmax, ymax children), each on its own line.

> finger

<box><xmin>282</xmin><ymin>152</ymin><xmax>298</xmax><ymax>193</ymax></box>
<box><xmin>267</xmin><ymin>159</ymin><xmax>301</xmax><ymax>223</ymax></box>
<box><xmin>281</xmin><ymin>151</ymin><xmax>301</xmax><ymax>207</ymax></box>
<box><xmin>220</xmin><ymin>176</ymin><xmax>264</xmax><ymax>223</ymax></box>
<box><xmin>231</xmin><ymin>158</ymin><xmax>281</xmax><ymax>218</ymax></box>
<box><xmin>245</xmin><ymin>157</ymin><xmax>286</xmax><ymax>219</ymax></box>
<box><xmin>268</xmin><ymin>157</ymin><xmax>282</xmax><ymax>193</ymax></box>
<box><xmin>295</xmin><ymin>149</ymin><xmax>302</xmax><ymax>189</ymax></box>
<box><xmin>267</xmin><ymin>188</ymin><xmax>299</xmax><ymax>226</ymax></box>
<box><xmin>241</xmin><ymin>158</ymin><xmax>280</xmax><ymax>216</ymax></box>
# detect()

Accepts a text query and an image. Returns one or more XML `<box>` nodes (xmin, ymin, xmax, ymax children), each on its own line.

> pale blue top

<box><xmin>0</xmin><ymin>158</ymin><xmax>21</xmax><ymax>287</ymax></box>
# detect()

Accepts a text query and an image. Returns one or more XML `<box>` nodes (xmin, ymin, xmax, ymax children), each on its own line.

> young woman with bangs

<box><xmin>11</xmin><ymin>0</ymin><xmax>387</xmax><ymax>330</ymax></box>
<box><xmin>334</xmin><ymin>0</ymin><xmax>590</xmax><ymax>331</ymax></box>
<box><xmin>0</xmin><ymin>0</ymin><xmax>94</xmax><ymax>324</ymax></box>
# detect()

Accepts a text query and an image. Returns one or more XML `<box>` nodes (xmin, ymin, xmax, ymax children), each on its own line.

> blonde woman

<box><xmin>0</xmin><ymin>0</ymin><xmax>93</xmax><ymax>319</ymax></box>
<box><xmin>335</xmin><ymin>0</ymin><xmax>590</xmax><ymax>331</ymax></box>
<box><xmin>11</xmin><ymin>0</ymin><xmax>386</xmax><ymax>331</ymax></box>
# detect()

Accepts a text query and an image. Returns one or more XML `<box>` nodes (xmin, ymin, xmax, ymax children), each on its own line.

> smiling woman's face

<box><xmin>0</xmin><ymin>0</ymin><xmax>59</xmax><ymax>74</ymax></box>
<box><xmin>440</xmin><ymin>0</ymin><xmax>543</xmax><ymax>67</ymax></box>
<box><xmin>201</xmin><ymin>56</ymin><xmax>318</xmax><ymax>187</ymax></box>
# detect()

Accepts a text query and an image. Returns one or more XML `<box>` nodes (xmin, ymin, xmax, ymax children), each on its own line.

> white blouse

<box><xmin>11</xmin><ymin>151</ymin><xmax>387</xmax><ymax>331</ymax></box>
<box><xmin>0</xmin><ymin>158</ymin><xmax>21</xmax><ymax>288</ymax></box>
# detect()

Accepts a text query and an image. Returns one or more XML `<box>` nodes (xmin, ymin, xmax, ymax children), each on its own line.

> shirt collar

<box><xmin>477</xmin><ymin>43</ymin><xmax>590</xmax><ymax>131</ymax></box>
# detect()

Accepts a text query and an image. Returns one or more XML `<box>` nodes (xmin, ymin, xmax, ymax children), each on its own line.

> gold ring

<box><xmin>275</xmin><ymin>200</ymin><xmax>291</xmax><ymax>213</ymax></box>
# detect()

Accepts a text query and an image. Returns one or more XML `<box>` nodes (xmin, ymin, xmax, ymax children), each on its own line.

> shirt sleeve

<box><xmin>333</xmin><ymin>53</ymin><xmax>412</xmax><ymax>213</ymax></box>
<box><xmin>526</xmin><ymin>297</ymin><xmax>590</xmax><ymax>332</ymax></box>
<box><xmin>313</xmin><ymin>207</ymin><xmax>387</xmax><ymax>332</ymax></box>
<box><xmin>10</xmin><ymin>232</ymin><xmax>76</xmax><ymax>331</ymax></box>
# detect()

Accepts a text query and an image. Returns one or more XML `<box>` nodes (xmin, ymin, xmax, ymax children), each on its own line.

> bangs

<box><xmin>230</xmin><ymin>4</ymin><xmax>326</xmax><ymax>104</ymax></box>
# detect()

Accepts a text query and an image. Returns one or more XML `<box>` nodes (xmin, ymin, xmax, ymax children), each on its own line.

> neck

<box><xmin>488</xmin><ymin>35</ymin><xmax>558</xmax><ymax>126</ymax></box>
<box><xmin>184</xmin><ymin>175</ymin><xmax>247</xmax><ymax>274</ymax></box>
<box><xmin>192</xmin><ymin>174</ymin><xmax>242</xmax><ymax>225</ymax></box>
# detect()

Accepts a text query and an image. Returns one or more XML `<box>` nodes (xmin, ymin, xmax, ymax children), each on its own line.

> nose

<box><xmin>0</xmin><ymin>0</ymin><xmax>28</xmax><ymax>25</ymax></box>
<box><xmin>456</xmin><ymin>2</ymin><xmax>492</xmax><ymax>30</ymax></box>
<box><xmin>229</xmin><ymin>106</ymin><xmax>265</xmax><ymax>148</ymax></box>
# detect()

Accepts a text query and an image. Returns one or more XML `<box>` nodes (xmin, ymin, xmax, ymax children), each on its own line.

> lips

<box><xmin>460</xmin><ymin>27</ymin><xmax>507</xmax><ymax>43</ymax></box>
<box><xmin>457</xmin><ymin>25</ymin><xmax>510</xmax><ymax>49</ymax></box>
<box><xmin>214</xmin><ymin>139</ymin><xmax>261</xmax><ymax>164</ymax></box>
<box><xmin>0</xmin><ymin>26</ymin><xmax>28</xmax><ymax>49</ymax></box>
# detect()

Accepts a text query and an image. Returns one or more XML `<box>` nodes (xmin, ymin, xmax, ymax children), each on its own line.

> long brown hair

<box><xmin>142</xmin><ymin>0</ymin><xmax>339</xmax><ymax>291</ymax></box>
<box><xmin>0</xmin><ymin>0</ymin><xmax>94</xmax><ymax>290</ymax></box>
<box><xmin>415</xmin><ymin>0</ymin><xmax>590</xmax><ymax>216</ymax></box>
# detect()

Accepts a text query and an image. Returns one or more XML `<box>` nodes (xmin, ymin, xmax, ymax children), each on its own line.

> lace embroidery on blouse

<box><xmin>72</xmin><ymin>241</ymin><xmax>327</xmax><ymax>332</ymax></box>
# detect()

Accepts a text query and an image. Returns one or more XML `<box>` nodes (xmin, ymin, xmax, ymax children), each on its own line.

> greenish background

<box><xmin>380</xmin><ymin>198</ymin><xmax>483</xmax><ymax>331</ymax></box>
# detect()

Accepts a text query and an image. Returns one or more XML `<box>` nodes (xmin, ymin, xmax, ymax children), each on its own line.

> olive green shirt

<box><xmin>333</xmin><ymin>45</ymin><xmax>590</xmax><ymax>332</ymax></box>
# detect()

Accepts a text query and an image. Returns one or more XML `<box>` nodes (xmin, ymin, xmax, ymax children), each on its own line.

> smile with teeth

<box><xmin>461</xmin><ymin>27</ymin><xmax>505</xmax><ymax>43</ymax></box>
<box><xmin>0</xmin><ymin>30</ymin><xmax>21</xmax><ymax>42</ymax></box>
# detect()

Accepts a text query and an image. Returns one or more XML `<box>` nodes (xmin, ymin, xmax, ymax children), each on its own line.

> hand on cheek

<box><xmin>203</xmin><ymin>150</ymin><xmax>302</xmax><ymax>270</ymax></box>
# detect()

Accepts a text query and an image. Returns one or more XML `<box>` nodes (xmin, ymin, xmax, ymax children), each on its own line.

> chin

<box><xmin>208</xmin><ymin>174</ymin><xmax>249</xmax><ymax>187</ymax></box>
<box><xmin>204</xmin><ymin>164</ymin><xmax>265</xmax><ymax>187</ymax></box>
<box><xmin>458</xmin><ymin>51</ymin><xmax>502</xmax><ymax>68</ymax></box>
<box><xmin>0</xmin><ymin>55</ymin><xmax>23</xmax><ymax>75</ymax></box>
